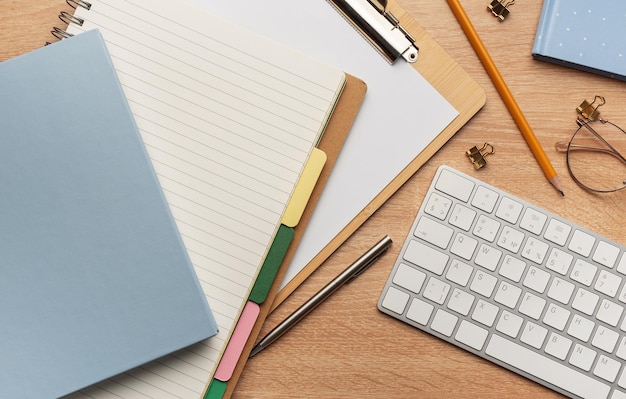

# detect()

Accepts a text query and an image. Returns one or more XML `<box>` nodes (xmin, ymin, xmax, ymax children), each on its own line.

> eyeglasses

<box><xmin>555</xmin><ymin>118</ymin><xmax>626</xmax><ymax>193</ymax></box>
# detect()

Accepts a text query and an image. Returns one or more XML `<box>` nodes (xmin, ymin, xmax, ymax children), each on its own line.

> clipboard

<box><xmin>271</xmin><ymin>0</ymin><xmax>486</xmax><ymax>308</ymax></box>
<box><xmin>209</xmin><ymin>73</ymin><xmax>367</xmax><ymax>398</ymax></box>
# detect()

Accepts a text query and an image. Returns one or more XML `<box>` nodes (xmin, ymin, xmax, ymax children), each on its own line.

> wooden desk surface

<box><xmin>4</xmin><ymin>1</ymin><xmax>626</xmax><ymax>398</ymax></box>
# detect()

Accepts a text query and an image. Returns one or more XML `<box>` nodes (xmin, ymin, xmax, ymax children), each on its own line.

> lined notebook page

<box><xmin>65</xmin><ymin>0</ymin><xmax>345</xmax><ymax>397</ymax></box>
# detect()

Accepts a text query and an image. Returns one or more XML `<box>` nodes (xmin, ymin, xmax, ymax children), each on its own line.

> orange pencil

<box><xmin>446</xmin><ymin>0</ymin><xmax>564</xmax><ymax>196</ymax></box>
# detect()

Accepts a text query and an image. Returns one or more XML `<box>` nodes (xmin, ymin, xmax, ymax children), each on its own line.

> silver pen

<box><xmin>250</xmin><ymin>235</ymin><xmax>393</xmax><ymax>357</ymax></box>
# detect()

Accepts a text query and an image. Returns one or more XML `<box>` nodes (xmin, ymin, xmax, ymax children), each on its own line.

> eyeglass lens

<box><xmin>566</xmin><ymin>120</ymin><xmax>626</xmax><ymax>193</ymax></box>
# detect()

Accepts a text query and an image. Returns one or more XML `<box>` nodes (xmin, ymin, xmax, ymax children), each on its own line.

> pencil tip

<box><xmin>548</xmin><ymin>176</ymin><xmax>564</xmax><ymax>197</ymax></box>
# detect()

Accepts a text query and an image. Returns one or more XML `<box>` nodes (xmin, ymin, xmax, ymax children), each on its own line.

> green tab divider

<box><xmin>248</xmin><ymin>225</ymin><xmax>294</xmax><ymax>304</ymax></box>
<box><xmin>205</xmin><ymin>379</ymin><xmax>227</xmax><ymax>399</ymax></box>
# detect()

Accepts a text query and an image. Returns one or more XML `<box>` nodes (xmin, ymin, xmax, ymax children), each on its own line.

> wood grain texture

<box><xmin>5</xmin><ymin>1</ymin><xmax>626</xmax><ymax>398</ymax></box>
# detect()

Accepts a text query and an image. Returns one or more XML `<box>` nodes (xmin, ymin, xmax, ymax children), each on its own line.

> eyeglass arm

<box><xmin>555</xmin><ymin>141</ymin><xmax>626</xmax><ymax>165</ymax></box>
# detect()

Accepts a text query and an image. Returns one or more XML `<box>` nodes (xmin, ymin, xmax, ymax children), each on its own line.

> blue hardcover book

<box><xmin>0</xmin><ymin>30</ymin><xmax>217</xmax><ymax>398</ymax></box>
<box><xmin>532</xmin><ymin>0</ymin><xmax>626</xmax><ymax>81</ymax></box>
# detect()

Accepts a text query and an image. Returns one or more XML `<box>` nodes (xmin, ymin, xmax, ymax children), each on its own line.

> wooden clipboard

<box><xmin>271</xmin><ymin>0</ymin><xmax>486</xmax><ymax>309</ymax></box>
<box><xmin>221</xmin><ymin>73</ymin><xmax>367</xmax><ymax>398</ymax></box>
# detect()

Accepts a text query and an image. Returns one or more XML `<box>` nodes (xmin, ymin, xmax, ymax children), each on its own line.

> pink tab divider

<box><xmin>214</xmin><ymin>301</ymin><xmax>260</xmax><ymax>381</ymax></box>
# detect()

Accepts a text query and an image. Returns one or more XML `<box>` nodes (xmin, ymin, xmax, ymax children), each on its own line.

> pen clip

<box><xmin>327</xmin><ymin>0</ymin><xmax>418</xmax><ymax>64</ymax></box>
<box><xmin>347</xmin><ymin>236</ymin><xmax>392</xmax><ymax>283</ymax></box>
<box><xmin>347</xmin><ymin>255</ymin><xmax>380</xmax><ymax>282</ymax></box>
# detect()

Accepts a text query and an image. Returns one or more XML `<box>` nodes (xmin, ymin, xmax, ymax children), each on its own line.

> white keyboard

<box><xmin>378</xmin><ymin>165</ymin><xmax>626</xmax><ymax>399</ymax></box>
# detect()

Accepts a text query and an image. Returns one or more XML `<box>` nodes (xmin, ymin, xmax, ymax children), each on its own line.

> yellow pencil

<box><xmin>446</xmin><ymin>0</ymin><xmax>564</xmax><ymax>196</ymax></box>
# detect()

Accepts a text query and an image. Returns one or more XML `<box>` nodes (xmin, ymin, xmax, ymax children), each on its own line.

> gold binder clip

<box><xmin>576</xmin><ymin>95</ymin><xmax>605</xmax><ymax>121</ymax></box>
<box><xmin>466</xmin><ymin>143</ymin><xmax>495</xmax><ymax>170</ymax></box>
<box><xmin>488</xmin><ymin>0</ymin><xmax>514</xmax><ymax>21</ymax></box>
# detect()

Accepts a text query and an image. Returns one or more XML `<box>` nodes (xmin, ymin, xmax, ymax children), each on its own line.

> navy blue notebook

<box><xmin>532</xmin><ymin>0</ymin><xmax>626</xmax><ymax>81</ymax></box>
<box><xmin>0</xmin><ymin>30</ymin><xmax>217</xmax><ymax>399</ymax></box>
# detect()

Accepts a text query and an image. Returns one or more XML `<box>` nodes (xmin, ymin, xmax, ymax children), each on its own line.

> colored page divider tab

<box><xmin>282</xmin><ymin>147</ymin><xmax>326</xmax><ymax>227</ymax></box>
<box><xmin>248</xmin><ymin>225</ymin><xmax>294</xmax><ymax>304</ymax></box>
<box><xmin>204</xmin><ymin>379</ymin><xmax>227</xmax><ymax>399</ymax></box>
<box><xmin>214</xmin><ymin>301</ymin><xmax>260</xmax><ymax>382</ymax></box>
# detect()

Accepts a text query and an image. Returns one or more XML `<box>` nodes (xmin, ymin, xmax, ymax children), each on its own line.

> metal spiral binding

<box><xmin>48</xmin><ymin>1</ymin><xmax>91</xmax><ymax>44</ymax></box>
<box><xmin>59</xmin><ymin>11</ymin><xmax>85</xmax><ymax>27</ymax></box>
<box><xmin>50</xmin><ymin>27</ymin><xmax>74</xmax><ymax>41</ymax></box>
<box><xmin>66</xmin><ymin>0</ymin><xmax>91</xmax><ymax>10</ymax></box>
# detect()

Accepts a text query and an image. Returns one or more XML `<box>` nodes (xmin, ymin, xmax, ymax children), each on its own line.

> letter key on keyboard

<box><xmin>378</xmin><ymin>165</ymin><xmax>626</xmax><ymax>399</ymax></box>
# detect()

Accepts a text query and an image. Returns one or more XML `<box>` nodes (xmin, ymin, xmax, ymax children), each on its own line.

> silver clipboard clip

<box><xmin>327</xmin><ymin>0</ymin><xmax>419</xmax><ymax>64</ymax></box>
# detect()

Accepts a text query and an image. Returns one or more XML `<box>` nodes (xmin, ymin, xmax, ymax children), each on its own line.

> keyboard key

<box><xmin>619</xmin><ymin>370</ymin><xmax>626</xmax><ymax>390</ymax></box>
<box><xmin>495</xmin><ymin>196</ymin><xmax>523</xmax><ymax>224</ymax></box>
<box><xmin>486</xmin><ymin>334</ymin><xmax>610</xmax><ymax>399</ymax></box>
<box><xmin>381</xmin><ymin>286</ymin><xmax>409</xmax><ymax>315</ymax></box>
<box><xmin>445</xmin><ymin>259</ymin><xmax>473</xmax><ymax>286</ymax></box>
<box><xmin>519</xmin><ymin>292</ymin><xmax>546</xmax><ymax>320</ymax></box>
<box><xmin>449</xmin><ymin>203</ymin><xmax>476</xmax><ymax>231</ymax></box>
<box><xmin>406</xmin><ymin>298</ymin><xmax>434</xmax><ymax>325</ymax></box>
<box><xmin>545</xmin><ymin>332</ymin><xmax>573</xmax><ymax>360</ymax></box>
<box><xmin>430</xmin><ymin>309</ymin><xmax>458</xmax><ymax>337</ymax></box>
<box><xmin>496</xmin><ymin>226</ymin><xmax>525</xmax><ymax>254</ymax></box>
<box><xmin>619</xmin><ymin>284</ymin><xmax>626</xmax><ymax>304</ymax></box>
<box><xmin>569</xmin><ymin>229</ymin><xmax>596</xmax><ymax>257</ymax></box>
<box><xmin>547</xmin><ymin>277</ymin><xmax>575</xmax><ymax>304</ymax></box>
<box><xmin>404</xmin><ymin>240</ymin><xmax>449</xmax><ymax>275</ymax></box>
<box><xmin>473</xmin><ymin>215</ymin><xmax>500</xmax><ymax>242</ymax></box>
<box><xmin>569</xmin><ymin>344</ymin><xmax>597</xmax><ymax>372</ymax></box>
<box><xmin>472</xmin><ymin>299</ymin><xmax>499</xmax><ymax>327</ymax></box>
<box><xmin>520</xmin><ymin>321</ymin><xmax>548</xmax><ymax>349</ymax></box>
<box><xmin>592</xmin><ymin>325</ymin><xmax>619</xmax><ymax>353</ymax></box>
<box><xmin>470</xmin><ymin>270</ymin><xmax>498</xmax><ymax>298</ymax></box>
<box><xmin>571</xmin><ymin>259</ymin><xmax>598</xmax><ymax>286</ymax></box>
<box><xmin>475</xmin><ymin>244</ymin><xmax>502</xmax><ymax>271</ymax></box>
<box><xmin>521</xmin><ymin>237</ymin><xmax>549</xmax><ymax>264</ymax></box>
<box><xmin>544</xmin><ymin>218</ymin><xmax>572</xmax><ymax>246</ymax></box>
<box><xmin>519</xmin><ymin>207</ymin><xmax>547</xmax><ymax>235</ymax></box>
<box><xmin>593</xmin><ymin>241</ymin><xmax>620</xmax><ymax>268</ymax></box>
<box><xmin>498</xmin><ymin>255</ymin><xmax>526</xmax><ymax>282</ymax></box>
<box><xmin>567</xmin><ymin>314</ymin><xmax>595</xmax><ymax>342</ymax></box>
<box><xmin>455</xmin><ymin>320</ymin><xmax>488</xmax><ymax>351</ymax></box>
<box><xmin>450</xmin><ymin>232</ymin><xmax>478</xmax><ymax>260</ymax></box>
<box><xmin>414</xmin><ymin>216</ymin><xmax>453</xmax><ymax>249</ymax></box>
<box><xmin>594</xmin><ymin>270</ymin><xmax>622</xmax><ymax>297</ymax></box>
<box><xmin>494</xmin><ymin>281</ymin><xmax>522</xmax><ymax>309</ymax></box>
<box><xmin>612</xmin><ymin>389</ymin><xmax>626</xmax><ymax>399</ymax></box>
<box><xmin>572</xmin><ymin>288</ymin><xmax>600</xmax><ymax>316</ymax></box>
<box><xmin>617</xmin><ymin>254</ymin><xmax>626</xmax><ymax>276</ymax></box>
<box><xmin>423</xmin><ymin>277</ymin><xmax>451</xmax><ymax>305</ymax></box>
<box><xmin>523</xmin><ymin>265</ymin><xmax>550</xmax><ymax>293</ymax></box>
<box><xmin>447</xmin><ymin>288</ymin><xmax>475</xmax><ymax>316</ymax></box>
<box><xmin>393</xmin><ymin>263</ymin><xmax>426</xmax><ymax>294</ymax></box>
<box><xmin>616</xmin><ymin>337</ymin><xmax>626</xmax><ymax>360</ymax></box>
<box><xmin>423</xmin><ymin>192</ymin><xmax>452</xmax><ymax>220</ymax></box>
<box><xmin>593</xmin><ymin>355</ymin><xmax>620</xmax><ymax>383</ymax></box>
<box><xmin>435</xmin><ymin>168</ymin><xmax>475</xmax><ymax>202</ymax></box>
<box><xmin>545</xmin><ymin>247</ymin><xmax>573</xmax><ymax>275</ymax></box>
<box><xmin>543</xmin><ymin>303</ymin><xmax>570</xmax><ymax>331</ymax></box>
<box><xmin>596</xmin><ymin>299</ymin><xmax>624</xmax><ymax>327</ymax></box>
<box><xmin>471</xmin><ymin>185</ymin><xmax>498</xmax><ymax>213</ymax></box>
<box><xmin>496</xmin><ymin>310</ymin><xmax>523</xmax><ymax>338</ymax></box>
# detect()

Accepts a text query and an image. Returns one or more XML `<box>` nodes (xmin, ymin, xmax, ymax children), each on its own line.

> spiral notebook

<box><xmin>56</xmin><ymin>0</ymin><xmax>355</xmax><ymax>398</ymax></box>
<box><xmin>0</xmin><ymin>30</ymin><xmax>217</xmax><ymax>399</ymax></box>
